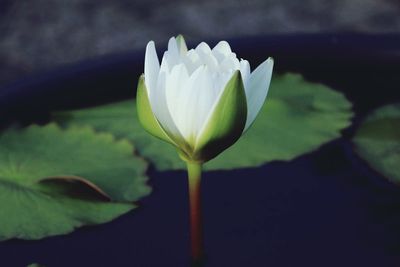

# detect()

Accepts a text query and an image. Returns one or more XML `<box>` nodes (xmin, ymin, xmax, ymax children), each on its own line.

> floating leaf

<box><xmin>54</xmin><ymin>73</ymin><xmax>353</xmax><ymax>170</ymax></box>
<box><xmin>0</xmin><ymin>124</ymin><xmax>150</xmax><ymax>240</ymax></box>
<box><xmin>54</xmin><ymin>100</ymin><xmax>179</xmax><ymax>170</ymax></box>
<box><xmin>353</xmin><ymin>103</ymin><xmax>400</xmax><ymax>183</ymax></box>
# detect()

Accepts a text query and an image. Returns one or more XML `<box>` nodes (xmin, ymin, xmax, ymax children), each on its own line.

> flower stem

<box><xmin>187</xmin><ymin>161</ymin><xmax>203</xmax><ymax>264</ymax></box>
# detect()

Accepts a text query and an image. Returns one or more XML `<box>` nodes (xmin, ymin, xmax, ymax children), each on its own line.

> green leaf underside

<box><xmin>54</xmin><ymin>73</ymin><xmax>353</xmax><ymax>171</ymax></box>
<box><xmin>0</xmin><ymin>124</ymin><xmax>150</xmax><ymax>240</ymax></box>
<box><xmin>353</xmin><ymin>103</ymin><xmax>400</xmax><ymax>183</ymax></box>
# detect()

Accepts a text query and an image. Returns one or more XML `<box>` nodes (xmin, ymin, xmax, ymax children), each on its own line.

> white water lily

<box><xmin>137</xmin><ymin>35</ymin><xmax>273</xmax><ymax>162</ymax></box>
<box><xmin>136</xmin><ymin>36</ymin><xmax>273</xmax><ymax>261</ymax></box>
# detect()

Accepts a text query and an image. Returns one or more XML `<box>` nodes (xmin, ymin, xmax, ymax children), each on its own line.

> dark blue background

<box><xmin>0</xmin><ymin>34</ymin><xmax>400</xmax><ymax>267</ymax></box>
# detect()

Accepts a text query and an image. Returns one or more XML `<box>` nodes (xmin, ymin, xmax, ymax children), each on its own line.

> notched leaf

<box><xmin>353</xmin><ymin>103</ymin><xmax>400</xmax><ymax>184</ymax></box>
<box><xmin>53</xmin><ymin>73</ymin><xmax>354</xmax><ymax>171</ymax></box>
<box><xmin>0</xmin><ymin>124</ymin><xmax>149</xmax><ymax>241</ymax></box>
<box><xmin>39</xmin><ymin>175</ymin><xmax>111</xmax><ymax>201</ymax></box>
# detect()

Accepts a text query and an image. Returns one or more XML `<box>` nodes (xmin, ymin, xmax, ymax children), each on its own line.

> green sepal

<box><xmin>136</xmin><ymin>75</ymin><xmax>175</xmax><ymax>145</ymax></box>
<box><xmin>192</xmin><ymin>70</ymin><xmax>247</xmax><ymax>162</ymax></box>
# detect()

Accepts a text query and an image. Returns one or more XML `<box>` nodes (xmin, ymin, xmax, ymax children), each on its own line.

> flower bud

<box><xmin>137</xmin><ymin>35</ymin><xmax>273</xmax><ymax>163</ymax></box>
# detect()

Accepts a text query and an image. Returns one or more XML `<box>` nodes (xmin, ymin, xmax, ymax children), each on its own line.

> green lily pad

<box><xmin>54</xmin><ymin>73</ymin><xmax>353</xmax><ymax>171</ymax></box>
<box><xmin>353</xmin><ymin>103</ymin><xmax>400</xmax><ymax>183</ymax></box>
<box><xmin>0</xmin><ymin>124</ymin><xmax>150</xmax><ymax>241</ymax></box>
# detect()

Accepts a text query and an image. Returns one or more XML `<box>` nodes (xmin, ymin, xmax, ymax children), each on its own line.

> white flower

<box><xmin>137</xmin><ymin>35</ymin><xmax>273</xmax><ymax>162</ymax></box>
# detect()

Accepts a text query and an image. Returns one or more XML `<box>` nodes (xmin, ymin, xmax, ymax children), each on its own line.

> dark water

<box><xmin>0</xmin><ymin>34</ymin><xmax>400</xmax><ymax>267</ymax></box>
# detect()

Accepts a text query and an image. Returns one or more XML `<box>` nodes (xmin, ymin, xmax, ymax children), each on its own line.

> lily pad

<box><xmin>353</xmin><ymin>103</ymin><xmax>400</xmax><ymax>183</ymax></box>
<box><xmin>0</xmin><ymin>124</ymin><xmax>150</xmax><ymax>240</ymax></box>
<box><xmin>54</xmin><ymin>73</ymin><xmax>353</xmax><ymax>170</ymax></box>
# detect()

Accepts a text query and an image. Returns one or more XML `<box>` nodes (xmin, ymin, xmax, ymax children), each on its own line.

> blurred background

<box><xmin>0</xmin><ymin>0</ymin><xmax>399</xmax><ymax>87</ymax></box>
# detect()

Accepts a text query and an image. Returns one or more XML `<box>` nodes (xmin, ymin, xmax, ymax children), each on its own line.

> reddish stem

<box><xmin>187</xmin><ymin>162</ymin><xmax>203</xmax><ymax>263</ymax></box>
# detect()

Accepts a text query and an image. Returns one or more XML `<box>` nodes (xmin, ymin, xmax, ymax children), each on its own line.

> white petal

<box><xmin>144</xmin><ymin>41</ymin><xmax>160</xmax><ymax>97</ymax></box>
<box><xmin>240</xmin><ymin>59</ymin><xmax>251</xmax><ymax>87</ymax></box>
<box><xmin>243</xmin><ymin>57</ymin><xmax>274</xmax><ymax>132</ymax></box>
<box><xmin>166</xmin><ymin>37</ymin><xmax>181</xmax><ymax>69</ymax></box>
<box><xmin>213</xmin><ymin>70</ymin><xmax>234</xmax><ymax>98</ymax></box>
<box><xmin>160</xmin><ymin>51</ymin><xmax>170</xmax><ymax>73</ymax></box>
<box><xmin>219</xmin><ymin>55</ymin><xmax>240</xmax><ymax>73</ymax></box>
<box><xmin>176</xmin><ymin>35</ymin><xmax>188</xmax><ymax>55</ymax></box>
<box><xmin>150</xmin><ymin>70</ymin><xmax>183</xmax><ymax>140</ymax></box>
<box><xmin>196</xmin><ymin>42</ymin><xmax>212</xmax><ymax>54</ymax></box>
<box><xmin>195</xmin><ymin>70</ymin><xmax>236</xmax><ymax>145</ymax></box>
<box><xmin>212</xmin><ymin>41</ymin><xmax>232</xmax><ymax>62</ymax></box>
<box><xmin>191</xmin><ymin>67</ymin><xmax>217</xmax><ymax>134</ymax></box>
<box><xmin>171</xmin><ymin>68</ymin><xmax>202</xmax><ymax>141</ymax></box>
<box><xmin>165</xmin><ymin>64</ymin><xmax>189</xmax><ymax>122</ymax></box>
<box><xmin>196</xmin><ymin>42</ymin><xmax>218</xmax><ymax>71</ymax></box>
<box><xmin>182</xmin><ymin>49</ymin><xmax>197</xmax><ymax>74</ymax></box>
<box><xmin>173</xmin><ymin>66</ymin><xmax>216</xmax><ymax>144</ymax></box>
